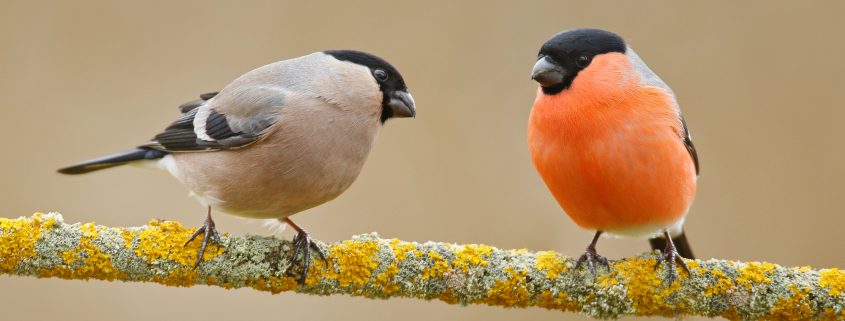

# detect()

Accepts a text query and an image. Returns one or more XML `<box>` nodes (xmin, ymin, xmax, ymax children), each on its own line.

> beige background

<box><xmin>1</xmin><ymin>1</ymin><xmax>844</xmax><ymax>320</ymax></box>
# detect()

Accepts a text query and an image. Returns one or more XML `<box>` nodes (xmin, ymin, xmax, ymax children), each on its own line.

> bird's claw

<box><xmin>654</xmin><ymin>243</ymin><xmax>690</xmax><ymax>284</ymax></box>
<box><xmin>291</xmin><ymin>231</ymin><xmax>326</xmax><ymax>284</ymax></box>
<box><xmin>184</xmin><ymin>215</ymin><xmax>222</xmax><ymax>269</ymax></box>
<box><xmin>575</xmin><ymin>247</ymin><xmax>609</xmax><ymax>275</ymax></box>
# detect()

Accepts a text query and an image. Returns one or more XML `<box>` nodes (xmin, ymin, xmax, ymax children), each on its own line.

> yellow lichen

<box><xmin>535</xmin><ymin>251</ymin><xmax>566</xmax><ymax>279</ymax></box>
<box><xmin>823</xmin><ymin>308</ymin><xmax>845</xmax><ymax>321</ymax></box>
<box><xmin>80</xmin><ymin>222</ymin><xmax>98</xmax><ymax>238</ymax></box>
<box><xmin>536</xmin><ymin>290</ymin><xmax>578</xmax><ymax>312</ymax></box>
<box><xmin>120</xmin><ymin>230</ymin><xmax>135</xmax><ymax>249</ymax></box>
<box><xmin>438</xmin><ymin>290</ymin><xmax>460</xmax><ymax>305</ymax></box>
<box><xmin>303</xmin><ymin>258</ymin><xmax>329</xmax><ymax>287</ymax></box>
<box><xmin>0</xmin><ymin>213</ymin><xmax>55</xmax><ymax>273</ymax></box>
<box><xmin>615</xmin><ymin>257</ymin><xmax>684</xmax><ymax>316</ymax></box>
<box><xmin>421</xmin><ymin>251</ymin><xmax>451</xmax><ymax>279</ymax></box>
<box><xmin>376</xmin><ymin>239</ymin><xmax>411</xmax><ymax>293</ymax></box>
<box><xmin>485</xmin><ymin>267</ymin><xmax>530</xmax><ymax>307</ymax></box>
<box><xmin>43</xmin><ymin>221</ymin><xmax>124</xmax><ymax>281</ymax></box>
<box><xmin>375</xmin><ymin>264</ymin><xmax>400</xmax><ymax>295</ymax></box>
<box><xmin>152</xmin><ymin>268</ymin><xmax>199</xmax><ymax>287</ymax></box>
<box><xmin>9</xmin><ymin>213</ymin><xmax>845</xmax><ymax>319</ymax></box>
<box><xmin>323</xmin><ymin>239</ymin><xmax>380</xmax><ymax>288</ymax></box>
<box><xmin>134</xmin><ymin>219</ymin><xmax>222</xmax><ymax>267</ymax></box>
<box><xmin>389</xmin><ymin>239</ymin><xmax>419</xmax><ymax>262</ymax></box>
<box><xmin>251</xmin><ymin>276</ymin><xmax>299</xmax><ymax>294</ymax></box>
<box><xmin>820</xmin><ymin>268</ymin><xmax>845</xmax><ymax>297</ymax></box>
<box><xmin>453</xmin><ymin>244</ymin><xmax>494</xmax><ymax>272</ymax></box>
<box><xmin>722</xmin><ymin>308</ymin><xmax>742</xmax><ymax>321</ymax></box>
<box><xmin>124</xmin><ymin>219</ymin><xmax>224</xmax><ymax>286</ymax></box>
<box><xmin>770</xmin><ymin>285</ymin><xmax>814</xmax><ymax>320</ymax></box>
<box><xmin>597</xmin><ymin>272</ymin><xmax>619</xmax><ymax>287</ymax></box>
<box><xmin>687</xmin><ymin>260</ymin><xmax>706</xmax><ymax>275</ymax></box>
<box><xmin>705</xmin><ymin>268</ymin><xmax>734</xmax><ymax>297</ymax></box>
<box><xmin>61</xmin><ymin>249</ymin><xmax>78</xmax><ymax>264</ymax></box>
<box><xmin>736</xmin><ymin>262</ymin><xmax>777</xmax><ymax>290</ymax></box>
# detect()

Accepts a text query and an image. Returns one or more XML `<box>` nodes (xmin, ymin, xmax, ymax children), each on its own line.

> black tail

<box><xmin>649</xmin><ymin>231</ymin><xmax>695</xmax><ymax>259</ymax></box>
<box><xmin>57</xmin><ymin>148</ymin><xmax>168</xmax><ymax>175</ymax></box>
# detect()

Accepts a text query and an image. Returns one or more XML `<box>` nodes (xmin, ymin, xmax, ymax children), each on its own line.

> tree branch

<box><xmin>1</xmin><ymin>213</ymin><xmax>843</xmax><ymax>320</ymax></box>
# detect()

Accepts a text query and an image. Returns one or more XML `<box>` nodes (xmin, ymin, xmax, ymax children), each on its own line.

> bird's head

<box><xmin>531</xmin><ymin>28</ymin><xmax>630</xmax><ymax>96</ymax></box>
<box><xmin>324</xmin><ymin>50</ymin><xmax>415</xmax><ymax>123</ymax></box>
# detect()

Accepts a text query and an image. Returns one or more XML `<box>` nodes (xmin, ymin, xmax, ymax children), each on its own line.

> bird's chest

<box><xmin>528</xmin><ymin>94</ymin><xmax>695</xmax><ymax>231</ymax></box>
<box><xmin>528</xmin><ymin>92</ymin><xmax>681</xmax><ymax>186</ymax></box>
<box><xmin>529</xmin><ymin>106</ymin><xmax>640</xmax><ymax>182</ymax></box>
<box><xmin>173</xmin><ymin>114</ymin><xmax>379</xmax><ymax>218</ymax></box>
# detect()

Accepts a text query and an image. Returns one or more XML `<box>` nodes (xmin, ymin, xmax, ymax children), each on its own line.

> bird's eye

<box><xmin>373</xmin><ymin>69</ymin><xmax>388</xmax><ymax>81</ymax></box>
<box><xmin>575</xmin><ymin>55</ymin><xmax>591</xmax><ymax>68</ymax></box>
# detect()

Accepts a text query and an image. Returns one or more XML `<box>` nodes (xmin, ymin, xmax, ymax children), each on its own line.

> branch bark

<box><xmin>1</xmin><ymin>213</ymin><xmax>843</xmax><ymax>320</ymax></box>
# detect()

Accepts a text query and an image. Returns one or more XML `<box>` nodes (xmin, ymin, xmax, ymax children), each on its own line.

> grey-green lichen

<box><xmin>1</xmin><ymin>213</ymin><xmax>844</xmax><ymax>320</ymax></box>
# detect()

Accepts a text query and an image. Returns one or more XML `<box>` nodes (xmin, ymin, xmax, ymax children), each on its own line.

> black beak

<box><xmin>531</xmin><ymin>57</ymin><xmax>565</xmax><ymax>87</ymax></box>
<box><xmin>387</xmin><ymin>90</ymin><xmax>416</xmax><ymax>118</ymax></box>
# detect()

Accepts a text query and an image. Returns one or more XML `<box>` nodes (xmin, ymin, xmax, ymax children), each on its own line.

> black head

<box><xmin>531</xmin><ymin>28</ymin><xmax>627</xmax><ymax>95</ymax></box>
<box><xmin>324</xmin><ymin>50</ymin><xmax>415</xmax><ymax>123</ymax></box>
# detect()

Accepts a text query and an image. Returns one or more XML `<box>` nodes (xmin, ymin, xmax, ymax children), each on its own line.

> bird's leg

<box><xmin>184</xmin><ymin>206</ymin><xmax>222</xmax><ymax>269</ymax></box>
<box><xmin>283</xmin><ymin>218</ymin><xmax>326</xmax><ymax>283</ymax></box>
<box><xmin>575</xmin><ymin>230</ymin><xmax>609</xmax><ymax>274</ymax></box>
<box><xmin>654</xmin><ymin>230</ymin><xmax>690</xmax><ymax>284</ymax></box>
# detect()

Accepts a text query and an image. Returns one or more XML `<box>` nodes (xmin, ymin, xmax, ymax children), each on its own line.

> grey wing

<box><xmin>627</xmin><ymin>48</ymin><xmax>699</xmax><ymax>175</ymax></box>
<box><xmin>142</xmin><ymin>86</ymin><xmax>285</xmax><ymax>152</ymax></box>
<box><xmin>638</xmin><ymin>70</ymin><xmax>700</xmax><ymax>175</ymax></box>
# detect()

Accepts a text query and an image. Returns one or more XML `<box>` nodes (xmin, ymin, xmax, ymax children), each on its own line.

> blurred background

<box><xmin>1</xmin><ymin>1</ymin><xmax>844</xmax><ymax>320</ymax></box>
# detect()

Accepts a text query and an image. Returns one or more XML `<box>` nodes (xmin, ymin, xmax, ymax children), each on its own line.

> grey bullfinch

<box><xmin>58</xmin><ymin>50</ymin><xmax>416</xmax><ymax>281</ymax></box>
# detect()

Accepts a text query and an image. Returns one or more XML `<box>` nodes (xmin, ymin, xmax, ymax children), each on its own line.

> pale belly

<box><xmin>163</xmin><ymin>118</ymin><xmax>378</xmax><ymax>219</ymax></box>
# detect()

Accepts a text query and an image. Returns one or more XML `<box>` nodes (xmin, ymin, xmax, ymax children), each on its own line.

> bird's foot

<box><xmin>575</xmin><ymin>246</ymin><xmax>609</xmax><ymax>275</ymax></box>
<box><xmin>654</xmin><ymin>239</ymin><xmax>690</xmax><ymax>284</ymax></box>
<box><xmin>184</xmin><ymin>212</ymin><xmax>222</xmax><ymax>269</ymax></box>
<box><xmin>290</xmin><ymin>230</ymin><xmax>327</xmax><ymax>284</ymax></box>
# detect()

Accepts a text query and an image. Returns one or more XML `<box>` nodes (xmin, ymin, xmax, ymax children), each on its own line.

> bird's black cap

<box><xmin>535</xmin><ymin>28</ymin><xmax>627</xmax><ymax>94</ymax></box>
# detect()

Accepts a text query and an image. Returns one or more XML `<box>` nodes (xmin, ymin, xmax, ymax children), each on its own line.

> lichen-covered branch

<box><xmin>1</xmin><ymin>213</ymin><xmax>844</xmax><ymax>320</ymax></box>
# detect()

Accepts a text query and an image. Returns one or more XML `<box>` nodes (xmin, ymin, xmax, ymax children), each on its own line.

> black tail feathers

<box><xmin>57</xmin><ymin>148</ymin><xmax>168</xmax><ymax>175</ymax></box>
<box><xmin>649</xmin><ymin>231</ymin><xmax>695</xmax><ymax>259</ymax></box>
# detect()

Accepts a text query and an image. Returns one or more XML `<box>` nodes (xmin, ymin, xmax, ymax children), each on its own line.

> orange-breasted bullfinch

<box><xmin>528</xmin><ymin>29</ymin><xmax>698</xmax><ymax>282</ymax></box>
<box><xmin>58</xmin><ymin>50</ymin><xmax>416</xmax><ymax>281</ymax></box>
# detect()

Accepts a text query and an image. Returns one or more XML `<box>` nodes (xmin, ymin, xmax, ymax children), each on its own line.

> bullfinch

<box><xmin>58</xmin><ymin>50</ymin><xmax>416</xmax><ymax>281</ymax></box>
<box><xmin>528</xmin><ymin>29</ymin><xmax>697</xmax><ymax>282</ymax></box>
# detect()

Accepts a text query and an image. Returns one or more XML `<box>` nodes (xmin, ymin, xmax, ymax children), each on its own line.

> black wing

<box><xmin>144</xmin><ymin>108</ymin><xmax>247</xmax><ymax>152</ymax></box>
<box><xmin>178</xmin><ymin>91</ymin><xmax>218</xmax><ymax>113</ymax></box>
<box><xmin>142</xmin><ymin>89</ymin><xmax>282</xmax><ymax>152</ymax></box>
<box><xmin>680</xmin><ymin>115</ymin><xmax>699</xmax><ymax>175</ymax></box>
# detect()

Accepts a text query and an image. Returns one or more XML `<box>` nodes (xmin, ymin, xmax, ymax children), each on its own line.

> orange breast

<box><xmin>527</xmin><ymin>56</ymin><xmax>696</xmax><ymax>233</ymax></box>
